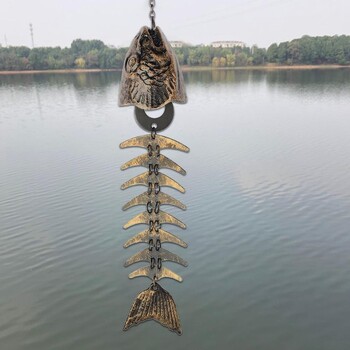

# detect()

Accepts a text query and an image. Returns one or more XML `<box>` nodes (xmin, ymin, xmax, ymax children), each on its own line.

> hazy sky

<box><xmin>1</xmin><ymin>0</ymin><xmax>349</xmax><ymax>48</ymax></box>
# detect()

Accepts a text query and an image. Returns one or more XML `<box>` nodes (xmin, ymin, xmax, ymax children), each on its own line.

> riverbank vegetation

<box><xmin>1</xmin><ymin>35</ymin><xmax>350</xmax><ymax>71</ymax></box>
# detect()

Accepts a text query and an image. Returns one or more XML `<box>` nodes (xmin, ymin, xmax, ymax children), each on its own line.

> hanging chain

<box><xmin>149</xmin><ymin>0</ymin><xmax>156</xmax><ymax>30</ymax></box>
<box><xmin>147</xmin><ymin>126</ymin><xmax>162</xmax><ymax>280</ymax></box>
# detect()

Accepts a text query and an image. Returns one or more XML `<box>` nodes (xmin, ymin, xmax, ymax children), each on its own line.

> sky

<box><xmin>0</xmin><ymin>0</ymin><xmax>349</xmax><ymax>49</ymax></box>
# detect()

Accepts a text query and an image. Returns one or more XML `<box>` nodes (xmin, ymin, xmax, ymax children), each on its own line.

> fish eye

<box><xmin>128</xmin><ymin>57</ymin><xmax>136</xmax><ymax>67</ymax></box>
<box><xmin>125</xmin><ymin>55</ymin><xmax>138</xmax><ymax>73</ymax></box>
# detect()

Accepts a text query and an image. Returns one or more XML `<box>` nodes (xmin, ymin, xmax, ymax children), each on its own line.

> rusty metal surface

<box><xmin>120</xmin><ymin>134</ymin><xmax>190</xmax><ymax>152</ymax></box>
<box><xmin>123</xmin><ymin>228</ymin><xmax>188</xmax><ymax>248</ymax></box>
<box><xmin>121</xmin><ymin>153</ymin><xmax>186</xmax><ymax>175</ymax></box>
<box><xmin>121</xmin><ymin>132</ymin><xmax>188</xmax><ymax>334</ymax></box>
<box><xmin>128</xmin><ymin>265</ymin><xmax>183</xmax><ymax>283</ymax></box>
<box><xmin>118</xmin><ymin>26</ymin><xmax>187</xmax><ymax>110</ymax></box>
<box><xmin>122</xmin><ymin>191</ymin><xmax>187</xmax><ymax>211</ymax></box>
<box><xmin>124</xmin><ymin>247</ymin><xmax>188</xmax><ymax>267</ymax></box>
<box><xmin>123</xmin><ymin>210</ymin><xmax>186</xmax><ymax>229</ymax></box>
<box><xmin>135</xmin><ymin>103</ymin><xmax>174</xmax><ymax>132</ymax></box>
<box><xmin>123</xmin><ymin>282</ymin><xmax>182</xmax><ymax>335</ymax></box>
<box><xmin>120</xmin><ymin>171</ymin><xmax>185</xmax><ymax>193</ymax></box>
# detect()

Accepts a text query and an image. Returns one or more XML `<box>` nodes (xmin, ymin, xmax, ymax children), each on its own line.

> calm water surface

<box><xmin>1</xmin><ymin>69</ymin><xmax>350</xmax><ymax>350</ymax></box>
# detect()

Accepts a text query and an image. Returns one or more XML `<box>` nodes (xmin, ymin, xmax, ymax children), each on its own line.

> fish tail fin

<box><xmin>123</xmin><ymin>282</ymin><xmax>182</xmax><ymax>335</ymax></box>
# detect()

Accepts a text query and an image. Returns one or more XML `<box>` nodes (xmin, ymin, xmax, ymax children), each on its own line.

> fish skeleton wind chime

<box><xmin>118</xmin><ymin>1</ymin><xmax>189</xmax><ymax>335</ymax></box>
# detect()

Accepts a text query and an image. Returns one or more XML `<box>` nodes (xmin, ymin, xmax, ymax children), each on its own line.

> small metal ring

<box><xmin>135</xmin><ymin>103</ymin><xmax>174</xmax><ymax>132</ymax></box>
<box><xmin>154</xmin><ymin>183</ymin><xmax>160</xmax><ymax>195</ymax></box>
<box><xmin>148</xmin><ymin>238</ymin><xmax>154</xmax><ymax>251</ymax></box>
<box><xmin>150</xmin><ymin>257</ymin><xmax>156</xmax><ymax>269</ymax></box>
<box><xmin>147</xmin><ymin>201</ymin><xmax>153</xmax><ymax>214</ymax></box>
<box><xmin>150</xmin><ymin>15</ymin><xmax>156</xmax><ymax>30</ymax></box>
<box><xmin>155</xmin><ymin>145</ymin><xmax>160</xmax><ymax>158</ymax></box>
<box><xmin>151</xmin><ymin>127</ymin><xmax>157</xmax><ymax>139</ymax></box>
<box><xmin>147</xmin><ymin>182</ymin><xmax>152</xmax><ymax>195</ymax></box>
<box><xmin>147</xmin><ymin>144</ymin><xmax>153</xmax><ymax>157</ymax></box>
<box><xmin>154</xmin><ymin>164</ymin><xmax>159</xmax><ymax>175</ymax></box>
<box><xmin>154</xmin><ymin>201</ymin><xmax>160</xmax><ymax>214</ymax></box>
<box><xmin>157</xmin><ymin>258</ymin><xmax>162</xmax><ymax>269</ymax></box>
<box><xmin>150</xmin><ymin>281</ymin><xmax>158</xmax><ymax>290</ymax></box>
<box><xmin>149</xmin><ymin>220</ymin><xmax>154</xmax><ymax>231</ymax></box>
<box><xmin>154</xmin><ymin>220</ymin><xmax>160</xmax><ymax>232</ymax></box>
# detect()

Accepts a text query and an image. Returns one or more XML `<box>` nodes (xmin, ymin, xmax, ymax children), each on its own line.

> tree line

<box><xmin>1</xmin><ymin>35</ymin><xmax>350</xmax><ymax>71</ymax></box>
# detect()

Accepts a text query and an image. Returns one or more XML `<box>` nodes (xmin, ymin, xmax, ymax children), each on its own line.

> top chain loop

<box><xmin>149</xmin><ymin>0</ymin><xmax>156</xmax><ymax>30</ymax></box>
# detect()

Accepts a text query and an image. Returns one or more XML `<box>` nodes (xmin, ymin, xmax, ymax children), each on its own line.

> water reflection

<box><xmin>2</xmin><ymin>68</ymin><xmax>350</xmax><ymax>91</ymax></box>
<box><xmin>1</xmin><ymin>69</ymin><xmax>350</xmax><ymax>350</ymax></box>
<box><xmin>0</xmin><ymin>71</ymin><xmax>121</xmax><ymax>89</ymax></box>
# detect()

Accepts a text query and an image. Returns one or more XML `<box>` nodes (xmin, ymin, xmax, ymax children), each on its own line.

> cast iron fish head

<box><xmin>118</xmin><ymin>26</ymin><xmax>187</xmax><ymax>110</ymax></box>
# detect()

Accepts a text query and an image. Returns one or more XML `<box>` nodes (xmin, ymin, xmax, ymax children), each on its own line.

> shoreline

<box><xmin>0</xmin><ymin>68</ymin><xmax>119</xmax><ymax>75</ymax></box>
<box><xmin>181</xmin><ymin>64</ymin><xmax>350</xmax><ymax>71</ymax></box>
<box><xmin>1</xmin><ymin>65</ymin><xmax>350</xmax><ymax>75</ymax></box>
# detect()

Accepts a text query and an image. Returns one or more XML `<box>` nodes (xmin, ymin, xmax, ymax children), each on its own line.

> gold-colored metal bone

<box><xmin>123</xmin><ymin>283</ymin><xmax>182</xmax><ymax>335</ymax></box>
<box><xmin>121</xmin><ymin>171</ymin><xmax>185</xmax><ymax>193</ymax></box>
<box><xmin>123</xmin><ymin>210</ymin><xmax>186</xmax><ymax>229</ymax></box>
<box><xmin>124</xmin><ymin>248</ymin><xmax>188</xmax><ymax>267</ymax></box>
<box><xmin>159</xmin><ymin>248</ymin><xmax>188</xmax><ymax>266</ymax></box>
<box><xmin>120</xmin><ymin>132</ymin><xmax>188</xmax><ymax>335</ymax></box>
<box><xmin>124</xmin><ymin>249</ymin><xmax>151</xmax><ymax>267</ymax></box>
<box><xmin>128</xmin><ymin>265</ymin><xmax>183</xmax><ymax>282</ymax></box>
<box><xmin>122</xmin><ymin>191</ymin><xmax>187</xmax><ymax>211</ymax></box>
<box><xmin>118</xmin><ymin>26</ymin><xmax>187</xmax><ymax>110</ymax></box>
<box><xmin>120</xmin><ymin>135</ymin><xmax>189</xmax><ymax>153</ymax></box>
<box><xmin>123</xmin><ymin>228</ymin><xmax>188</xmax><ymax>248</ymax></box>
<box><xmin>121</xmin><ymin>153</ymin><xmax>186</xmax><ymax>175</ymax></box>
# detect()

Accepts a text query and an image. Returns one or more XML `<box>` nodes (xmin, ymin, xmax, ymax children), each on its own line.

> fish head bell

<box><xmin>118</xmin><ymin>26</ymin><xmax>187</xmax><ymax>110</ymax></box>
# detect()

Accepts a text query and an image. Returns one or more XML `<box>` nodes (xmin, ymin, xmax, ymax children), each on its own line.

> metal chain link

<box><xmin>151</xmin><ymin>126</ymin><xmax>157</xmax><ymax>139</ymax></box>
<box><xmin>149</xmin><ymin>0</ymin><xmax>156</xmax><ymax>30</ymax></box>
<box><xmin>147</xmin><ymin>124</ymin><xmax>163</xmax><ymax>278</ymax></box>
<box><xmin>147</xmin><ymin>144</ymin><xmax>153</xmax><ymax>157</ymax></box>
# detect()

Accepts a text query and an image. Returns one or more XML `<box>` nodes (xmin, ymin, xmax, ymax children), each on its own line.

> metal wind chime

<box><xmin>118</xmin><ymin>1</ymin><xmax>189</xmax><ymax>335</ymax></box>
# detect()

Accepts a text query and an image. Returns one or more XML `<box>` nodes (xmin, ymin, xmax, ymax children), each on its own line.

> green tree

<box><xmin>71</xmin><ymin>39</ymin><xmax>106</xmax><ymax>57</ymax></box>
<box><xmin>2</xmin><ymin>35</ymin><xmax>350</xmax><ymax>71</ymax></box>
<box><xmin>219</xmin><ymin>57</ymin><xmax>227</xmax><ymax>67</ymax></box>
<box><xmin>86</xmin><ymin>49</ymin><xmax>99</xmax><ymax>68</ymax></box>
<box><xmin>235</xmin><ymin>52</ymin><xmax>248</xmax><ymax>66</ymax></box>
<box><xmin>252</xmin><ymin>46</ymin><xmax>266</xmax><ymax>65</ymax></box>
<box><xmin>226</xmin><ymin>53</ymin><xmax>235</xmax><ymax>66</ymax></box>
<box><xmin>277</xmin><ymin>42</ymin><xmax>288</xmax><ymax>63</ymax></box>
<box><xmin>212</xmin><ymin>57</ymin><xmax>220</xmax><ymax>67</ymax></box>
<box><xmin>75</xmin><ymin>57</ymin><xmax>86</xmax><ymax>68</ymax></box>
<box><xmin>267</xmin><ymin>43</ymin><xmax>278</xmax><ymax>62</ymax></box>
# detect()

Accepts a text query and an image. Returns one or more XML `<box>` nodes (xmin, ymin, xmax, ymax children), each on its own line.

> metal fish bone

<box><xmin>118</xmin><ymin>1</ymin><xmax>189</xmax><ymax>336</ymax></box>
<box><xmin>123</xmin><ymin>282</ymin><xmax>182</xmax><ymax>335</ymax></box>
<box><xmin>120</xmin><ymin>132</ymin><xmax>189</xmax><ymax>335</ymax></box>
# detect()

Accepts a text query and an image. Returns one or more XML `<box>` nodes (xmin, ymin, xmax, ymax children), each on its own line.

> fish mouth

<box><xmin>137</xmin><ymin>26</ymin><xmax>163</xmax><ymax>52</ymax></box>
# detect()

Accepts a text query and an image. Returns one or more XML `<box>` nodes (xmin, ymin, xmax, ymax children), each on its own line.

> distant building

<box><xmin>211</xmin><ymin>41</ymin><xmax>246</xmax><ymax>48</ymax></box>
<box><xmin>169</xmin><ymin>41</ymin><xmax>185</xmax><ymax>48</ymax></box>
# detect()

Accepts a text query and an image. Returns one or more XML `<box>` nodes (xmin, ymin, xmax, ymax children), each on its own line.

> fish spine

<box><xmin>120</xmin><ymin>131</ymin><xmax>189</xmax><ymax>334</ymax></box>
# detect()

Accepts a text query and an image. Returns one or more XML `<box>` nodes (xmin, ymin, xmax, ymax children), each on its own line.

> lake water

<box><xmin>1</xmin><ymin>69</ymin><xmax>350</xmax><ymax>350</ymax></box>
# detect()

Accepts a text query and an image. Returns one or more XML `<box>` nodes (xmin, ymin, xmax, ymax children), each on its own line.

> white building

<box><xmin>211</xmin><ymin>41</ymin><xmax>246</xmax><ymax>48</ymax></box>
<box><xmin>169</xmin><ymin>41</ymin><xmax>185</xmax><ymax>48</ymax></box>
